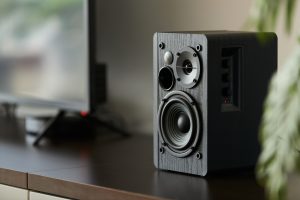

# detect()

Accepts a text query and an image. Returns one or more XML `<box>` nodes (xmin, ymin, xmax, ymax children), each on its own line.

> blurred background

<box><xmin>0</xmin><ymin>0</ymin><xmax>89</xmax><ymax>109</ymax></box>
<box><xmin>1</xmin><ymin>0</ymin><xmax>300</xmax><ymax>135</ymax></box>
<box><xmin>96</xmin><ymin>0</ymin><xmax>300</xmax><ymax>134</ymax></box>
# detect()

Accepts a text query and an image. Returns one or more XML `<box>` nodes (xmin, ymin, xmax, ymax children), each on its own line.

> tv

<box><xmin>0</xmin><ymin>0</ymin><xmax>100</xmax><ymax>113</ymax></box>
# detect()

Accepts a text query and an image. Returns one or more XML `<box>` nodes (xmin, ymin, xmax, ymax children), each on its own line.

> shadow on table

<box><xmin>152</xmin><ymin>167</ymin><xmax>265</xmax><ymax>200</ymax></box>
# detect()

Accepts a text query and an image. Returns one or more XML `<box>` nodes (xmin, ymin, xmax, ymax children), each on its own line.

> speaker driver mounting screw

<box><xmin>193</xmin><ymin>79</ymin><xmax>197</xmax><ymax>83</ymax></box>
<box><xmin>196</xmin><ymin>152</ymin><xmax>202</xmax><ymax>159</ymax></box>
<box><xmin>159</xmin><ymin>147</ymin><xmax>165</xmax><ymax>154</ymax></box>
<box><xmin>176</xmin><ymin>52</ymin><xmax>181</xmax><ymax>56</ymax></box>
<box><xmin>196</xmin><ymin>45</ymin><xmax>202</xmax><ymax>51</ymax></box>
<box><xmin>159</xmin><ymin>42</ymin><xmax>165</xmax><ymax>49</ymax></box>
<box><xmin>177</xmin><ymin>78</ymin><xmax>181</xmax><ymax>81</ymax></box>
<box><xmin>193</xmin><ymin>53</ymin><xmax>197</xmax><ymax>57</ymax></box>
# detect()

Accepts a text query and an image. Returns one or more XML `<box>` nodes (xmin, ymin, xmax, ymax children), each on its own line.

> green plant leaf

<box><xmin>248</xmin><ymin>0</ymin><xmax>281</xmax><ymax>32</ymax></box>
<box><xmin>285</xmin><ymin>0</ymin><xmax>297</xmax><ymax>33</ymax></box>
<box><xmin>248</xmin><ymin>0</ymin><xmax>296</xmax><ymax>34</ymax></box>
<box><xmin>248</xmin><ymin>1</ymin><xmax>300</xmax><ymax>200</ymax></box>
<box><xmin>258</xmin><ymin>48</ymin><xmax>300</xmax><ymax>200</ymax></box>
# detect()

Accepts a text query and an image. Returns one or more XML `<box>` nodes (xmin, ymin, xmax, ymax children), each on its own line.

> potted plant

<box><xmin>248</xmin><ymin>0</ymin><xmax>300</xmax><ymax>200</ymax></box>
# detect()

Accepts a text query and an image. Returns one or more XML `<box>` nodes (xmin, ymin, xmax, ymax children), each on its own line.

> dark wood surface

<box><xmin>0</xmin><ymin>117</ymin><xmax>265</xmax><ymax>200</ymax></box>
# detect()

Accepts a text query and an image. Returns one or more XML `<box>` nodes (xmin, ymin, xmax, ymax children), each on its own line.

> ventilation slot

<box><xmin>221</xmin><ymin>47</ymin><xmax>241</xmax><ymax>112</ymax></box>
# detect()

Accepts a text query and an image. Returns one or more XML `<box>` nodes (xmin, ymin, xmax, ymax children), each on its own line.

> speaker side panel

<box><xmin>155</xmin><ymin>33</ymin><xmax>208</xmax><ymax>176</ymax></box>
<box><xmin>206</xmin><ymin>33</ymin><xmax>277</xmax><ymax>171</ymax></box>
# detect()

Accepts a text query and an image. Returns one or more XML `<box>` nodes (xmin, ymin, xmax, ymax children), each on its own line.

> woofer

<box><xmin>158</xmin><ymin>91</ymin><xmax>201</xmax><ymax>157</ymax></box>
<box><xmin>174</xmin><ymin>47</ymin><xmax>201</xmax><ymax>88</ymax></box>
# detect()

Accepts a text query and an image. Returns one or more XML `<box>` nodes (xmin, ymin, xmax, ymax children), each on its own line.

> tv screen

<box><xmin>0</xmin><ymin>0</ymin><xmax>91</xmax><ymax>111</ymax></box>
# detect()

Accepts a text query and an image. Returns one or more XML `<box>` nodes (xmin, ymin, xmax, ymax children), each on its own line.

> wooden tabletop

<box><xmin>0</xmin><ymin>117</ymin><xmax>265</xmax><ymax>200</ymax></box>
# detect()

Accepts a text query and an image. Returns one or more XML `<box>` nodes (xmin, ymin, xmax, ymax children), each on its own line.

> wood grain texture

<box><xmin>28</xmin><ymin>174</ymin><xmax>165</xmax><ymax>200</ymax></box>
<box><xmin>0</xmin><ymin>168</ymin><xmax>27</xmax><ymax>189</ymax></box>
<box><xmin>153</xmin><ymin>33</ymin><xmax>159</xmax><ymax>169</ymax></box>
<box><xmin>0</xmin><ymin>118</ymin><xmax>266</xmax><ymax>200</ymax></box>
<box><xmin>154</xmin><ymin>32</ymin><xmax>208</xmax><ymax>176</ymax></box>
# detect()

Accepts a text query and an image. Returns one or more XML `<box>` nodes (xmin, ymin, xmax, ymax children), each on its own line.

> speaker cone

<box><xmin>158</xmin><ymin>91</ymin><xmax>201</xmax><ymax>157</ymax></box>
<box><xmin>174</xmin><ymin>47</ymin><xmax>201</xmax><ymax>88</ymax></box>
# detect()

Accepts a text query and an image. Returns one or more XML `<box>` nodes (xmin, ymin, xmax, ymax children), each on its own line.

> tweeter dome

<box><xmin>153</xmin><ymin>31</ymin><xmax>277</xmax><ymax>176</ymax></box>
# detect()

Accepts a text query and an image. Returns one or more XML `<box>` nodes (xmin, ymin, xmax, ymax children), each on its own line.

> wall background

<box><xmin>96</xmin><ymin>0</ymin><xmax>300</xmax><ymax>134</ymax></box>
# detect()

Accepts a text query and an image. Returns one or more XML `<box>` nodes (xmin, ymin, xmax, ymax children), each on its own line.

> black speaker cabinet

<box><xmin>153</xmin><ymin>31</ymin><xmax>277</xmax><ymax>176</ymax></box>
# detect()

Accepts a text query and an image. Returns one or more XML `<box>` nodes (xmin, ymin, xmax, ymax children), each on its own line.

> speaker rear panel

<box><xmin>154</xmin><ymin>33</ymin><xmax>208</xmax><ymax>176</ymax></box>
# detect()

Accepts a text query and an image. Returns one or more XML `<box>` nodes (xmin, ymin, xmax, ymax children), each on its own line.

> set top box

<box><xmin>153</xmin><ymin>31</ymin><xmax>277</xmax><ymax>176</ymax></box>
